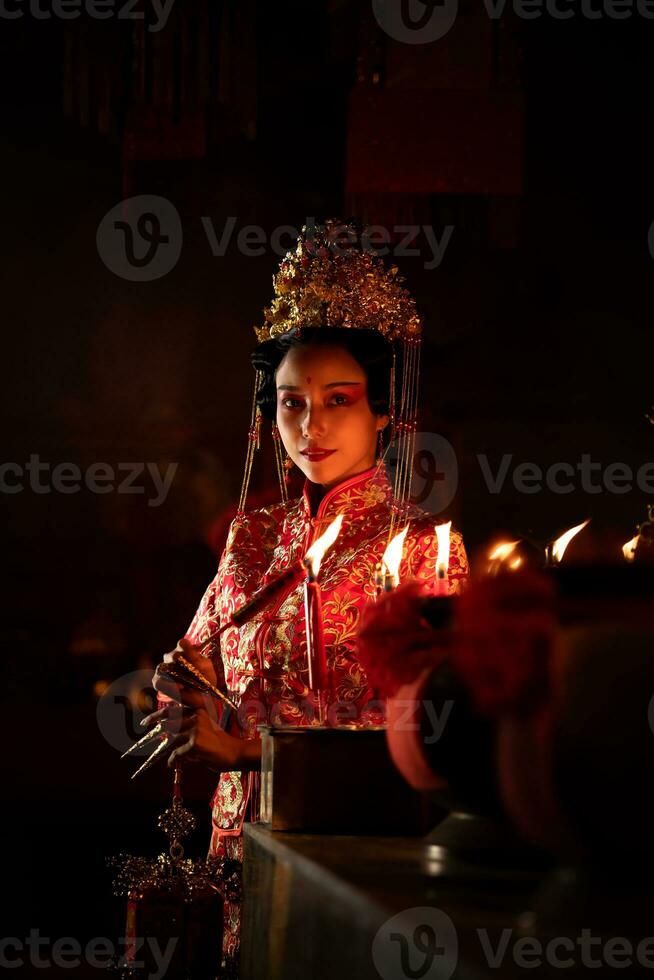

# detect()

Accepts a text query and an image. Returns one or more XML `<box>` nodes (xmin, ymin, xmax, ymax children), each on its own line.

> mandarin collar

<box><xmin>301</xmin><ymin>463</ymin><xmax>392</xmax><ymax>520</ymax></box>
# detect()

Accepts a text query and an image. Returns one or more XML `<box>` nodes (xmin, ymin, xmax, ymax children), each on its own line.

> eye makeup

<box><xmin>329</xmin><ymin>386</ymin><xmax>366</xmax><ymax>406</ymax></box>
<box><xmin>277</xmin><ymin>387</ymin><xmax>367</xmax><ymax>410</ymax></box>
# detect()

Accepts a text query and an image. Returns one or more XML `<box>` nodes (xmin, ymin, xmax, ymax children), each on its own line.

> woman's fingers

<box><xmin>156</xmin><ymin>729</ymin><xmax>191</xmax><ymax>765</ymax></box>
<box><xmin>177</xmin><ymin>636</ymin><xmax>219</xmax><ymax>675</ymax></box>
<box><xmin>153</xmin><ymin>672</ymin><xmax>207</xmax><ymax>710</ymax></box>
<box><xmin>160</xmin><ymin>711</ymin><xmax>196</xmax><ymax>736</ymax></box>
<box><xmin>178</xmin><ymin>635</ymin><xmax>202</xmax><ymax>657</ymax></box>
<box><xmin>141</xmin><ymin>707</ymin><xmax>165</xmax><ymax>729</ymax></box>
<box><xmin>155</xmin><ymin>708</ymin><xmax>245</xmax><ymax>771</ymax></box>
<box><xmin>162</xmin><ymin>638</ymin><xmax>202</xmax><ymax>665</ymax></box>
<box><xmin>167</xmin><ymin>739</ymin><xmax>196</xmax><ymax>767</ymax></box>
<box><xmin>163</xmin><ymin>721</ymin><xmax>202</xmax><ymax>766</ymax></box>
<box><xmin>141</xmin><ymin>703</ymin><xmax>185</xmax><ymax>728</ymax></box>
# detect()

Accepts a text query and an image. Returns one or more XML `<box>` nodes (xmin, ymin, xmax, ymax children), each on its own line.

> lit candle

<box><xmin>434</xmin><ymin>521</ymin><xmax>451</xmax><ymax>596</ymax></box>
<box><xmin>217</xmin><ymin>516</ymin><xmax>344</xmax><ymax>636</ymax></box>
<box><xmin>545</xmin><ymin>519</ymin><xmax>590</xmax><ymax>567</ymax></box>
<box><xmin>302</xmin><ymin>515</ymin><xmax>343</xmax><ymax>722</ymax></box>
<box><xmin>487</xmin><ymin>540</ymin><xmax>520</xmax><ymax>576</ymax></box>
<box><xmin>303</xmin><ymin>562</ymin><xmax>327</xmax><ymax>688</ymax></box>
<box><xmin>380</xmin><ymin>525</ymin><xmax>409</xmax><ymax>591</ymax></box>
<box><xmin>374</xmin><ymin>562</ymin><xmax>385</xmax><ymax>599</ymax></box>
<box><xmin>622</xmin><ymin>534</ymin><xmax>640</xmax><ymax>562</ymax></box>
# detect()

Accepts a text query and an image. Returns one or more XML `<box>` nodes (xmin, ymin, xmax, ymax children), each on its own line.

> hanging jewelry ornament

<box><xmin>272</xmin><ymin>421</ymin><xmax>289</xmax><ymax>503</ymax></box>
<box><xmin>283</xmin><ymin>455</ymin><xmax>294</xmax><ymax>486</ymax></box>
<box><xmin>237</xmin><ymin>375</ymin><xmax>264</xmax><ymax>514</ymax></box>
<box><xmin>107</xmin><ymin>765</ymin><xmax>239</xmax><ymax>979</ymax></box>
<box><xmin>376</xmin><ymin>429</ymin><xmax>384</xmax><ymax>463</ymax></box>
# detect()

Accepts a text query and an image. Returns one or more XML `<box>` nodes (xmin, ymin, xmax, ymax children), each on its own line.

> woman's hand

<box><xmin>140</xmin><ymin>702</ymin><xmax>261</xmax><ymax>772</ymax></box>
<box><xmin>152</xmin><ymin>636</ymin><xmax>221</xmax><ymax>711</ymax></box>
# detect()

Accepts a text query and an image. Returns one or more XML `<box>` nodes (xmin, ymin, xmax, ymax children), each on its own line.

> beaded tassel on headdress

<box><xmin>236</xmin><ymin>371</ymin><xmax>263</xmax><ymax>514</ymax></box>
<box><xmin>237</xmin><ymin>219</ymin><xmax>423</xmax><ymax>544</ymax></box>
<box><xmin>388</xmin><ymin>334</ymin><xmax>422</xmax><ymax>542</ymax></box>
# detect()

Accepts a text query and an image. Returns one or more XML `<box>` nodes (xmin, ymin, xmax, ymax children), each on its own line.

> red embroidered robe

<box><xmin>184</xmin><ymin>463</ymin><xmax>468</xmax><ymax>964</ymax></box>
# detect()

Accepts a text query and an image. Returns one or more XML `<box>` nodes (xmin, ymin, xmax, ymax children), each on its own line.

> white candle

<box><xmin>434</xmin><ymin>521</ymin><xmax>451</xmax><ymax>596</ymax></box>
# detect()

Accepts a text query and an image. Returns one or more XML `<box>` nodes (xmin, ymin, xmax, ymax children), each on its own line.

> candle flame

<box><xmin>488</xmin><ymin>540</ymin><xmax>520</xmax><ymax>562</ymax></box>
<box><xmin>305</xmin><ymin>514</ymin><xmax>344</xmax><ymax>577</ymax></box>
<box><xmin>509</xmin><ymin>556</ymin><xmax>522</xmax><ymax>570</ymax></box>
<box><xmin>435</xmin><ymin>521</ymin><xmax>452</xmax><ymax>572</ymax></box>
<box><xmin>382</xmin><ymin>524</ymin><xmax>409</xmax><ymax>584</ymax></box>
<box><xmin>622</xmin><ymin>534</ymin><xmax>640</xmax><ymax>562</ymax></box>
<box><xmin>551</xmin><ymin>519</ymin><xmax>590</xmax><ymax>563</ymax></box>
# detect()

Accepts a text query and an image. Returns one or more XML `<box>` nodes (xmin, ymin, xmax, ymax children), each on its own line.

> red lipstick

<box><xmin>300</xmin><ymin>448</ymin><xmax>337</xmax><ymax>461</ymax></box>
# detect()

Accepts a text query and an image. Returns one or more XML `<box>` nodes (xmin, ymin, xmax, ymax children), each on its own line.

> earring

<box><xmin>283</xmin><ymin>455</ymin><xmax>293</xmax><ymax>486</ymax></box>
<box><xmin>376</xmin><ymin>429</ymin><xmax>384</xmax><ymax>462</ymax></box>
<box><xmin>272</xmin><ymin>422</ymin><xmax>291</xmax><ymax>501</ymax></box>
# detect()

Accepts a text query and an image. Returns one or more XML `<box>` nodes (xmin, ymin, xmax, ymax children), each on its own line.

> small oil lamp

<box><xmin>486</xmin><ymin>540</ymin><xmax>520</xmax><ymax>576</ymax></box>
<box><xmin>622</xmin><ymin>534</ymin><xmax>640</xmax><ymax>562</ymax></box>
<box><xmin>544</xmin><ymin>519</ymin><xmax>590</xmax><ymax>567</ymax></box>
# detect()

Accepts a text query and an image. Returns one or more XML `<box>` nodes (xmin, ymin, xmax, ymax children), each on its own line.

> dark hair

<box><xmin>250</xmin><ymin>327</ymin><xmax>394</xmax><ymax>422</ymax></box>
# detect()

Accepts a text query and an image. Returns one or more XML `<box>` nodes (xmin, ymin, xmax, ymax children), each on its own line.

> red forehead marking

<box><xmin>306</xmin><ymin>376</ymin><xmax>312</xmax><ymax>383</ymax></box>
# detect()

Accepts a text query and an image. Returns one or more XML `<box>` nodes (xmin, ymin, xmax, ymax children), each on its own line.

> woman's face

<box><xmin>275</xmin><ymin>344</ymin><xmax>388</xmax><ymax>490</ymax></box>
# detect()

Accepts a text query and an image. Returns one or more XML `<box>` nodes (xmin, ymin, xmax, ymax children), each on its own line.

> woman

<box><xmin>145</xmin><ymin>221</ymin><xmax>468</xmax><ymax>972</ymax></box>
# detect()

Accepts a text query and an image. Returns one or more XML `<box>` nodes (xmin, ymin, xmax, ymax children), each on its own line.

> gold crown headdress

<box><xmin>238</xmin><ymin>219</ymin><xmax>423</xmax><ymax>541</ymax></box>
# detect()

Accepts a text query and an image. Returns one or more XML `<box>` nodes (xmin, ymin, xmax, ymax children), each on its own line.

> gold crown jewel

<box><xmin>254</xmin><ymin>219</ymin><xmax>423</xmax><ymax>344</ymax></box>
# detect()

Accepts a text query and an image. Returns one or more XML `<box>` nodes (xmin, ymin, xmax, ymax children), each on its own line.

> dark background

<box><xmin>1</xmin><ymin>0</ymin><xmax>653</xmax><ymax>973</ymax></box>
